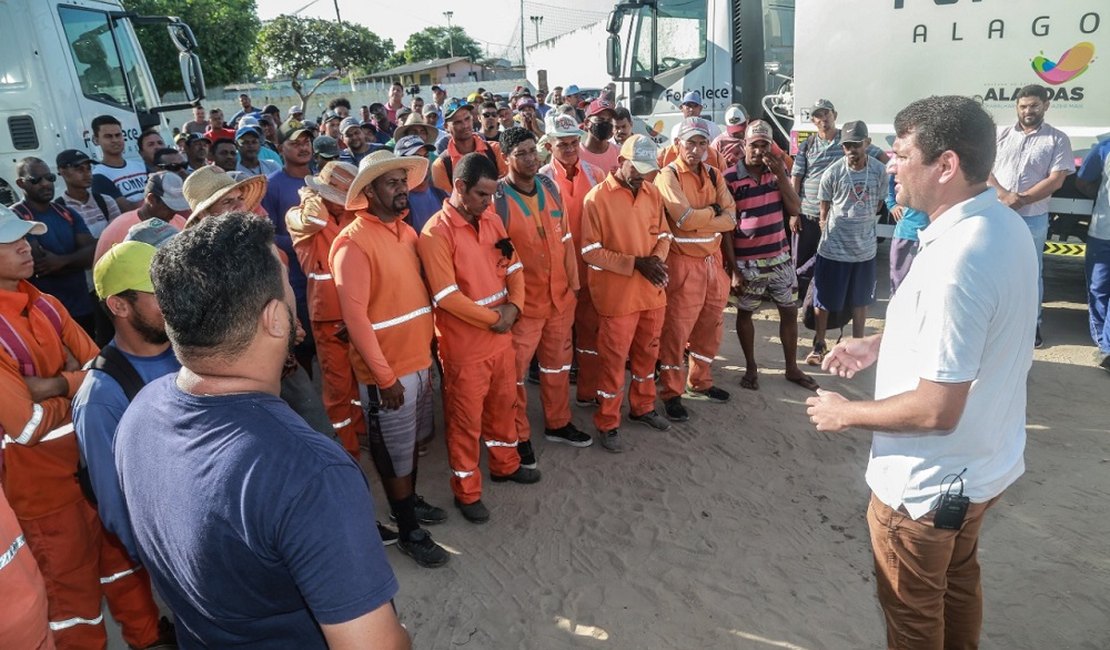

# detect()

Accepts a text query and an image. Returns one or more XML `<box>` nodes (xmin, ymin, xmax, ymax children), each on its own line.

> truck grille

<box><xmin>8</xmin><ymin>115</ymin><xmax>39</xmax><ymax>150</ymax></box>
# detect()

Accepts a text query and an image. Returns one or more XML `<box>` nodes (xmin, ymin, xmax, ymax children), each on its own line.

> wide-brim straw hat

<box><xmin>305</xmin><ymin>161</ymin><xmax>359</xmax><ymax>206</ymax></box>
<box><xmin>182</xmin><ymin>164</ymin><xmax>267</xmax><ymax>228</ymax></box>
<box><xmin>393</xmin><ymin>113</ymin><xmax>438</xmax><ymax>143</ymax></box>
<box><xmin>345</xmin><ymin>150</ymin><xmax>430</xmax><ymax>211</ymax></box>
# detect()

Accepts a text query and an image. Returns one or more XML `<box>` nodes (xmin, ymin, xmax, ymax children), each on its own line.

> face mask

<box><xmin>590</xmin><ymin>122</ymin><xmax>614</xmax><ymax>140</ymax></box>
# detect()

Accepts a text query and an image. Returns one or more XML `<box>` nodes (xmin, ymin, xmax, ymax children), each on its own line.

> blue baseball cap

<box><xmin>565</xmin><ymin>84</ymin><xmax>581</xmax><ymax>96</ymax></box>
<box><xmin>234</xmin><ymin>126</ymin><xmax>262</xmax><ymax>141</ymax></box>
<box><xmin>681</xmin><ymin>91</ymin><xmax>704</xmax><ymax>107</ymax></box>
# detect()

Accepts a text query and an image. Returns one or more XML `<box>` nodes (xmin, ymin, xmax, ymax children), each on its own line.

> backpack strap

<box><xmin>93</xmin><ymin>193</ymin><xmax>111</xmax><ymax>223</ymax></box>
<box><xmin>89</xmin><ymin>345</ymin><xmax>146</xmax><ymax>402</ymax></box>
<box><xmin>537</xmin><ymin>174</ymin><xmax>563</xmax><ymax>216</ymax></box>
<box><xmin>493</xmin><ymin>180</ymin><xmax>511</xmax><ymax>230</ymax></box>
<box><xmin>33</xmin><ymin>297</ymin><xmax>64</xmax><ymax>337</ymax></box>
<box><xmin>0</xmin><ymin>297</ymin><xmax>64</xmax><ymax>377</ymax></box>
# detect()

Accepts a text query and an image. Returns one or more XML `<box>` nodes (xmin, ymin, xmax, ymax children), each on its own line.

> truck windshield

<box><xmin>59</xmin><ymin>6</ymin><xmax>155</xmax><ymax>112</ymax></box>
<box><xmin>651</xmin><ymin>0</ymin><xmax>707</xmax><ymax>75</ymax></box>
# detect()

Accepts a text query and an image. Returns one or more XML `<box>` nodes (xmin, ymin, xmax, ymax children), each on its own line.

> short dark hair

<box><xmin>392</xmin><ymin>82</ymin><xmax>403</xmax><ymax>89</ymax></box>
<box><xmin>454</xmin><ymin>152</ymin><xmax>499</xmax><ymax>190</ymax></box>
<box><xmin>138</xmin><ymin>130</ymin><xmax>163</xmax><ymax>149</ymax></box>
<box><xmin>209</xmin><ymin>108</ymin><xmax>223</xmax><ymax>116</ymax></box>
<box><xmin>152</xmin><ymin>147</ymin><xmax>180</xmax><ymax>166</ymax></box>
<box><xmin>151</xmin><ymin>213</ymin><xmax>284</xmax><ymax>361</ymax></box>
<box><xmin>16</xmin><ymin>157</ymin><xmax>47</xmax><ymax>177</ymax></box>
<box><xmin>479</xmin><ymin>101</ymin><xmax>498</xmax><ymax>112</ymax></box>
<box><xmin>894</xmin><ymin>95</ymin><xmax>996</xmax><ymax>184</ymax></box>
<box><xmin>92</xmin><ymin>115</ymin><xmax>121</xmax><ymax>137</ymax></box>
<box><xmin>614</xmin><ymin>107</ymin><xmax>632</xmax><ymax>122</ymax></box>
<box><xmin>328</xmin><ymin>97</ymin><xmax>352</xmax><ymax>110</ymax></box>
<box><xmin>1015</xmin><ymin>84</ymin><xmax>1049</xmax><ymax>103</ymax></box>
<box><xmin>500</xmin><ymin>127</ymin><xmax>535</xmax><ymax>155</ymax></box>
<box><xmin>211</xmin><ymin>138</ymin><xmax>237</xmax><ymax>153</ymax></box>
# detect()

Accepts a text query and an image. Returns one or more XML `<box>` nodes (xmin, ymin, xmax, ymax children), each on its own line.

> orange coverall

<box><xmin>500</xmin><ymin>178</ymin><xmax>579</xmax><ymax>441</ymax></box>
<box><xmin>540</xmin><ymin>158</ymin><xmax>605</xmax><ymax>404</ymax></box>
<box><xmin>580</xmin><ymin>175</ymin><xmax>672</xmax><ymax>433</ymax></box>
<box><xmin>287</xmin><ymin>191</ymin><xmax>364</xmax><ymax>456</ymax></box>
<box><xmin>430</xmin><ymin>135</ymin><xmax>508</xmax><ymax>194</ymax></box>
<box><xmin>0</xmin><ymin>485</ymin><xmax>53</xmax><ymax>649</ymax></box>
<box><xmin>657</xmin><ymin>142</ymin><xmax>727</xmax><ymax>172</ymax></box>
<box><xmin>654</xmin><ymin>159</ymin><xmax>737</xmax><ymax>400</ymax></box>
<box><xmin>418</xmin><ymin>202</ymin><xmax>526</xmax><ymax>503</ymax></box>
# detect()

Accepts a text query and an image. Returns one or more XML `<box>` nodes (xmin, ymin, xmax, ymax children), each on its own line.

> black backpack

<box><xmin>76</xmin><ymin>346</ymin><xmax>146</xmax><ymax>504</ymax></box>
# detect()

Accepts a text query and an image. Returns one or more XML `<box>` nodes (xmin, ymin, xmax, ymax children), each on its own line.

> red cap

<box><xmin>586</xmin><ymin>99</ymin><xmax>615</xmax><ymax>118</ymax></box>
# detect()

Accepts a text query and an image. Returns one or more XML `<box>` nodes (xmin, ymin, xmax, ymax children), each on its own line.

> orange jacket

<box><xmin>430</xmin><ymin>135</ymin><xmax>508</xmax><ymax>194</ymax></box>
<box><xmin>330</xmin><ymin>211</ymin><xmax>434</xmax><ymax>388</ymax></box>
<box><xmin>499</xmin><ymin>177</ymin><xmax>578</xmax><ymax>319</ymax></box>
<box><xmin>657</xmin><ymin>142</ymin><xmax>726</xmax><ymax>172</ymax></box>
<box><xmin>654</xmin><ymin>157</ymin><xmax>737</xmax><ymax>258</ymax></box>
<box><xmin>287</xmin><ymin>191</ymin><xmax>357</xmax><ymax>323</ymax></box>
<box><xmin>0</xmin><ymin>281</ymin><xmax>98</xmax><ymax>518</ymax></box>
<box><xmin>580</xmin><ymin>174</ymin><xmax>672</xmax><ymax>317</ymax></box>
<box><xmin>418</xmin><ymin>201</ymin><xmax>525</xmax><ymax>364</ymax></box>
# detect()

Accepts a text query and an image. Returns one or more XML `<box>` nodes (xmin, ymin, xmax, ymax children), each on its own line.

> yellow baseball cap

<box><xmin>94</xmin><ymin>241</ymin><xmax>157</xmax><ymax>299</ymax></box>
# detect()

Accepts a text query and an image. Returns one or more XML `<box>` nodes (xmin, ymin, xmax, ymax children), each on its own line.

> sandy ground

<box><xmin>109</xmin><ymin>243</ymin><xmax>1110</xmax><ymax>649</ymax></box>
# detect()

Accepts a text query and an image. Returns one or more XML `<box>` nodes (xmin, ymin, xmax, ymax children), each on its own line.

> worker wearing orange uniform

<box><xmin>0</xmin><ymin>206</ymin><xmax>107</xmax><ymax>648</ymax></box>
<box><xmin>654</xmin><ymin>117</ymin><xmax>738</xmax><ymax>422</ymax></box>
<box><xmin>498</xmin><ymin>127</ymin><xmax>592</xmax><ymax>468</ymax></box>
<box><xmin>580</xmin><ymin>135</ymin><xmax>673</xmax><ymax>453</ymax></box>
<box><xmin>0</xmin><ymin>485</ymin><xmax>53</xmax><ymax>650</ymax></box>
<box><xmin>286</xmin><ymin>161</ymin><xmax>364</xmax><ymax>456</ymax></box>
<box><xmin>539</xmin><ymin>114</ymin><xmax>606</xmax><ymax>407</ymax></box>
<box><xmin>429</xmin><ymin>100</ymin><xmax>507</xmax><ymax>194</ymax></box>
<box><xmin>658</xmin><ymin>137</ymin><xmax>727</xmax><ymax>171</ymax></box>
<box><xmin>330</xmin><ymin>151</ymin><xmax>449</xmax><ymax>567</ymax></box>
<box><xmin>418</xmin><ymin>152</ymin><xmax>537</xmax><ymax>525</ymax></box>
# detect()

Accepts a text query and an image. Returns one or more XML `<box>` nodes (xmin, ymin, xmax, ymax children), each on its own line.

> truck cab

<box><xmin>0</xmin><ymin>0</ymin><xmax>204</xmax><ymax>204</ymax></box>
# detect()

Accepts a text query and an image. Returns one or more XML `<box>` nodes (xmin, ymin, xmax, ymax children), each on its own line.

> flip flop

<box><xmin>740</xmin><ymin>373</ymin><xmax>759</xmax><ymax>390</ymax></box>
<box><xmin>786</xmin><ymin>373</ymin><xmax>820</xmax><ymax>392</ymax></box>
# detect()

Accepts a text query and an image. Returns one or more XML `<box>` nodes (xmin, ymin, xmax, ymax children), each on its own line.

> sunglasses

<box><xmin>159</xmin><ymin>163</ymin><xmax>189</xmax><ymax>171</ymax></box>
<box><xmin>24</xmin><ymin>173</ymin><xmax>57</xmax><ymax>184</ymax></box>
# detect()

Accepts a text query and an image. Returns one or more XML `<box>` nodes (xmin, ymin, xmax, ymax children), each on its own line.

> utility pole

<box><xmin>332</xmin><ymin>0</ymin><xmax>341</xmax><ymax>22</ymax></box>
<box><xmin>443</xmin><ymin>11</ymin><xmax>455</xmax><ymax>58</ymax></box>
<box><xmin>519</xmin><ymin>0</ymin><xmax>526</xmax><ymax>66</ymax></box>
<box><xmin>530</xmin><ymin>16</ymin><xmax>543</xmax><ymax>45</ymax></box>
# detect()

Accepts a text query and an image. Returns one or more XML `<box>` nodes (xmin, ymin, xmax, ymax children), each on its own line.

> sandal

<box><xmin>805</xmin><ymin>347</ymin><xmax>826</xmax><ymax>366</ymax></box>
<box><xmin>740</xmin><ymin>372</ymin><xmax>759</xmax><ymax>390</ymax></box>
<box><xmin>786</xmin><ymin>373</ymin><xmax>820</xmax><ymax>392</ymax></box>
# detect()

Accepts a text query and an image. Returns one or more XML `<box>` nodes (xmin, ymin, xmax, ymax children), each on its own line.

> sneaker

<box><xmin>599</xmin><ymin>429</ymin><xmax>623</xmax><ymax>453</ymax></box>
<box><xmin>575</xmin><ymin>396</ymin><xmax>599</xmax><ymax>408</ymax></box>
<box><xmin>377</xmin><ymin>521</ymin><xmax>399</xmax><ymax>545</ymax></box>
<box><xmin>397</xmin><ymin>528</ymin><xmax>450</xmax><ymax>568</ymax></box>
<box><xmin>685</xmin><ymin>386</ymin><xmax>730</xmax><ymax>403</ymax></box>
<box><xmin>518</xmin><ymin>440</ymin><xmax>537</xmax><ymax>469</ymax></box>
<box><xmin>390</xmin><ymin>495</ymin><xmax>448</xmax><ymax>525</ymax></box>
<box><xmin>490</xmin><ymin>466</ymin><xmax>542</xmax><ymax>484</ymax></box>
<box><xmin>629</xmin><ymin>409</ymin><xmax>671</xmax><ymax>431</ymax></box>
<box><xmin>544</xmin><ymin>422</ymin><xmax>593</xmax><ymax>447</ymax></box>
<box><xmin>805</xmin><ymin>345</ymin><xmax>827</xmax><ymax>366</ymax></box>
<box><xmin>663</xmin><ymin>396</ymin><xmax>689</xmax><ymax>422</ymax></box>
<box><xmin>1034</xmin><ymin>326</ymin><xmax>1044</xmax><ymax>349</ymax></box>
<box><xmin>454</xmin><ymin>498</ymin><xmax>490</xmax><ymax>524</ymax></box>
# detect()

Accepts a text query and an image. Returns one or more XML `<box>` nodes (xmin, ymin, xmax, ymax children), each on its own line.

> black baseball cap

<box><xmin>56</xmin><ymin>149</ymin><xmax>99</xmax><ymax>168</ymax></box>
<box><xmin>841</xmin><ymin>121</ymin><xmax>870</xmax><ymax>143</ymax></box>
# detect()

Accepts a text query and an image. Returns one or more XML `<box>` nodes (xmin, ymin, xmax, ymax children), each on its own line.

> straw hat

<box><xmin>305</xmin><ymin>161</ymin><xmax>358</xmax><ymax>206</ymax></box>
<box><xmin>182</xmin><ymin>165</ymin><xmax>268</xmax><ymax>228</ymax></box>
<box><xmin>345</xmin><ymin>150</ymin><xmax>430</xmax><ymax>211</ymax></box>
<box><xmin>393</xmin><ymin>113</ymin><xmax>438</xmax><ymax>144</ymax></box>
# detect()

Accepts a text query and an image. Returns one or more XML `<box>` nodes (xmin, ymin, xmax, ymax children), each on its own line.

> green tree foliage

<box><xmin>253</xmin><ymin>15</ymin><xmax>393</xmax><ymax>107</ymax></box>
<box><xmin>122</xmin><ymin>0</ymin><xmax>260</xmax><ymax>95</ymax></box>
<box><xmin>400</xmin><ymin>27</ymin><xmax>483</xmax><ymax>64</ymax></box>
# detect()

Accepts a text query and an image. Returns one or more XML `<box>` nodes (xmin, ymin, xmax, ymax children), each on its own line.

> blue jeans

<box><xmin>1086</xmin><ymin>235</ymin><xmax>1110</xmax><ymax>355</ymax></box>
<box><xmin>1023</xmin><ymin>213</ymin><xmax>1048</xmax><ymax>325</ymax></box>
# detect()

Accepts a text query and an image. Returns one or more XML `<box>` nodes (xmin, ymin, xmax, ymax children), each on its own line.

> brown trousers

<box><xmin>867</xmin><ymin>492</ymin><xmax>1001</xmax><ymax>650</ymax></box>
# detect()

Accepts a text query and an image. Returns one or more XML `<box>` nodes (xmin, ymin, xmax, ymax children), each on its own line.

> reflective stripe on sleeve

<box><xmin>307</xmin><ymin>272</ymin><xmax>333</xmax><ymax>281</ymax></box>
<box><xmin>433</xmin><ymin>284</ymin><xmax>459</xmax><ymax>304</ymax></box>
<box><xmin>581</xmin><ymin>242</ymin><xmax>601</xmax><ymax>254</ymax></box>
<box><xmin>0</xmin><ymin>534</ymin><xmax>26</xmax><ymax>571</ymax></box>
<box><xmin>506</xmin><ymin>262</ymin><xmax>523</xmax><ymax>275</ymax></box>
<box><xmin>371</xmin><ymin>306</ymin><xmax>432</xmax><ymax>331</ymax></box>
<box><xmin>12</xmin><ymin>404</ymin><xmax>43</xmax><ymax>445</ymax></box>
<box><xmin>475</xmin><ymin>289</ymin><xmax>508</xmax><ymax>306</ymax></box>
<box><xmin>672</xmin><ymin>234</ymin><xmax>721</xmax><ymax>244</ymax></box>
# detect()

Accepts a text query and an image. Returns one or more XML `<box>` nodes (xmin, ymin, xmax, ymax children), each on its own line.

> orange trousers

<box><xmin>442</xmin><ymin>345</ymin><xmax>521</xmax><ymax>503</ymax></box>
<box><xmin>512</xmin><ymin>303</ymin><xmax>575</xmax><ymax>439</ymax></box>
<box><xmin>594</xmin><ymin>306</ymin><xmax>665</xmax><ymax>432</ymax></box>
<box><xmin>312</xmin><ymin>319</ymin><xmax>365</xmax><ymax>457</ymax></box>
<box><xmin>99</xmin><ymin>530</ymin><xmax>160</xmax><ymax>648</ymax></box>
<box><xmin>658</xmin><ymin>252</ymin><xmax>729</xmax><ymax>400</ymax></box>
<box><xmin>573</xmin><ymin>286</ymin><xmax>601</xmax><ymax>403</ymax></box>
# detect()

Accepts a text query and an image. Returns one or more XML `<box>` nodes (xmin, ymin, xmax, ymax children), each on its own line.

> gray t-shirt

<box><xmin>816</xmin><ymin>157</ymin><xmax>888</xmax><ymax>262</ymax></box>
<box><xmin>792</xmin><ymin>130</ymin><xmax>885</xmax><ymax>217</ymax></box>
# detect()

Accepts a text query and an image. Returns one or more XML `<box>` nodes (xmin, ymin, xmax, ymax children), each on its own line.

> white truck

<box><xmin>0</xmin><ymin>0</ymin><xmax>205</xmax><ymax>204</ymax></box>
<box><xmin>605</xmin><ymin>0</ymin><xmax>1106</xmax><ymax>236</ymax></box>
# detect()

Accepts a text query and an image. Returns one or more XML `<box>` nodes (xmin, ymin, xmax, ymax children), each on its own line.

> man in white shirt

<box><xmin>806</xmin><ymin>95</ymin><xmax>1037</xmax><ymax>649</ymax></box>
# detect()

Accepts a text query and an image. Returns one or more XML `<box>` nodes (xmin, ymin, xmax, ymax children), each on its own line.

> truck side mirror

<box><xmin>179</xmin><ymin>52</ymin><xmax>206</xmax><ymax>103</ymax></box>
<box><xmin>606</xmin><ymin>35</ymin><xmax>621</xmax><ymax>79</ymax></box>
<box><xmin>606</xmin><ymin>10</ymin><xmax>624</xmax><ymax>34</ymax></box>
<box><xmin>167</xmin><ymin>22</ymin><xmax>198</xmax><ymax>52</ymax></box>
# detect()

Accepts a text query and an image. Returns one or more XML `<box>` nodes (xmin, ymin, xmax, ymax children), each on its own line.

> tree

<box><xmin>253</xmin><ymin>16</ymin><xmax>393</xmax><ymax>108</ymax></box>
<box><xmin>122</xmin><ymin>0</ymin><xmax>260</xmax><ymax>95</ymax></box>
<box><xmin>399</xmin><ymin>27</ymin><xmax>483</xmax><ymax>64</ymax></box>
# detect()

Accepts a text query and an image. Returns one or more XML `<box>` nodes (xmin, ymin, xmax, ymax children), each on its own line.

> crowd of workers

<box><xmin>1</xmin><ymin>76</ymin><xmax>1108</xmax><ymax>649</ymax></box>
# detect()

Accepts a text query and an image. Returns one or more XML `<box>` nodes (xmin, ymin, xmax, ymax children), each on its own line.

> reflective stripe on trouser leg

<box><xmin>511</xmin><ymin>315</ymin><xmax>545</xmax><ymax>443</ymax></box>
<box><xmin>99</xmin><ymin>528</ymin><xmax>161</xmax><ymax>647</ymax></box>
<box><xmin>658</xmin><ymin>252</ymin><xmax>721</xmax><ymax>399</ymax></box>
<box><xmin>19</xmin><ymin>499</ymin><xmax>109</xmax><ymax>648</ymax></box>
<box><xmin>312</xmin><ymin>319</ymin><xmax>365</xmax><ymax>457</ymax></box>
<box><xmin>536</xmin><ymin>304</ymin><xmax>575</xmax><ymax>429</ymax></box>
<box><xmin>574</xmin><ymin>285</ymin><xmax>601</xmax><ymax>402</ymax></box>
<box><xmin>685</xmin><ymin>258</ymin><xmax>728</xmax><ymax>392</ymax></box>
<box><xmin>594</xmin><ymin>311</ymin><xmax>641</xmax><ymax>432</ymax></box>
<box><xmin>481</xmin><ymin>346</ymin><xmax>521</xmax><ymax>476</ymax></box>
<box><xmin>628</xmin><ymin>306</ymin><xmax>666</xmax><ymax>416</ymax></box>
<box><xmin>361</xmin><ymin>368</ymin><xmax>433</xmax><ymax>480</ymax></box>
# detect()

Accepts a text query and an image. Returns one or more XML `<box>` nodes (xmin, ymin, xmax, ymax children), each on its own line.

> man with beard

<box><xmin>988</xmin><ymin>84</ymin><xmax>1074</xmax><ymax>348</ymax></box>
<box><xmin>579</xmin><ymin>99</ymin><xmax>620</xmax><ymax>174</ymax></box>
<box><xmin>430</xmin><ymin>101</ymin><xmax>507</xmax><ymax>194</ymax></box>
<box><xmin>339</xmin><ymin>117</ymin><xmax>379</xmax><ymax>166</ymax></box>
<box><xmin>73</xmin><ymin>241</ymin><xmax>179</xmax><ymax>648</ymax></box>
<box><xmin>612</xmin><ymin>106</ymin><xmax>634</xmax><ymax>146</ymax></box>
<box><xmin>138</xmin><ymin>130</ymin><xmax>166</xmax><ymax>174</ymax></box>
<box><xmin>115</xmin><ymin>213</ymin><xmax>409</xmax><ymax>647</ymax></box>
<box><xmin>330</xmin><ymin>152</ymin><xmax>450</xmax><ymax>567</ymax></box>
<box><xmin>476</xmin><ymin>101</ymin><xmax>503</xmax><ymax>143</ymax></box>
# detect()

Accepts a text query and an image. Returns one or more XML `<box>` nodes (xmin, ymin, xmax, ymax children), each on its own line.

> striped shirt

<box><xmin>725</xmin><ymin>164</ymin><xmax>788</xmax><ymax>261</ymax></box>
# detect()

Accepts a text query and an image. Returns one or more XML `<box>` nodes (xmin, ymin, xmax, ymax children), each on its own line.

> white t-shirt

<box><xmin>92</xmin><ymin>158</ymin><xmax>149</xmax><ymax>204</ymax></box>
<box><xmin>866</xmin><ymin>189</ymin><xmax>1037</xmax><ymax>519</ymax></box>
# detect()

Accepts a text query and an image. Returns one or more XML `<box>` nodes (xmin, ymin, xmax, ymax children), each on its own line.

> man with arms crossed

<box><xmin>806</xmin><ymin>96</ymin><xmax>1037</xmax><ymax>649</ymax></box>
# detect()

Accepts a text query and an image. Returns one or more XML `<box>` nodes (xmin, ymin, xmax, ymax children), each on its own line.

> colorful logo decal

<box><xmin>1032</xmin><ymin>42</ymin><xmax>1096</xmax><ymax>85</ymax></box>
